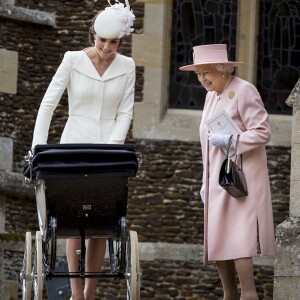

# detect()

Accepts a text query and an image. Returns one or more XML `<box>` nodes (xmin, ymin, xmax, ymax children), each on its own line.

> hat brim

<box><xmin>179</xmin><ymin>61</ymin><xmax>243</xmax><ymax>71</ymax></box>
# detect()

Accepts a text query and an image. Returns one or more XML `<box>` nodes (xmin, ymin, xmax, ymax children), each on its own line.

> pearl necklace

<box><xmin>218</xmin><ymin>75</ymin><xmax>232</xmax><ymax>95</ymax></box>
<box><xmin>223</xmin><ymin>75</ymin><xmax>232</xmax><ymax>91</ymax></box>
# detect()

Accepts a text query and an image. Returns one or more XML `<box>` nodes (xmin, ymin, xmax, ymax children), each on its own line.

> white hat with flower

<box><xmin>94</xmin><ymin>0</ymin><xmax>135</xmax><ymax>39</ymax></box>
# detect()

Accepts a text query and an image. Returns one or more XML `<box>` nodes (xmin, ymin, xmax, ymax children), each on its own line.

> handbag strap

<box><xmin>225</xmin><ymin>135</ymin><xmax>233</xmax><ymax>158</ymax></box>
<box><xmin>225</xmin><ymin>135</ymin><xmax>233</xmax><ymax>173</ymax></box>
<box><xmin>225</xmin><ymin>135</ymin><xmax>243</xmax><ymax>172</ymax></box>
<box><xmin>235</xmin><ymin>135</ymin><xmax>243</xmax><ymax>171</ymax></box>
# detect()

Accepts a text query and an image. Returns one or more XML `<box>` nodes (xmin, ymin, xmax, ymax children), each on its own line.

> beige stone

<box><xmin>143</xmin><ymin>67</ymin><xmax>168</xmax><ymax>103</ymax></box>
<box><xmin>289</xmin><ymin>180</ymin><xmax>300</xmax><ymax>217</ymax></box>
<box><xmin>274</xmin><ymin>219</ymin><xmax>300</xmax><ymax>299</ymax></box>
<box><xmin>236</xmin><ymin>0</ymin><xmax>259</xmax><ymax>84</ymax></box>
<box><xmin>290</xmin><ymin>144</ymin><xmax>300</xmax><ymax>217</ymax></box>
<box><xmin>2</xmin><ymin>280</ymin><xmax>18</xmax><ymax>300</ymax></box>
<box><xmin>274</xmin><ymin>277</ymin><xmax>300</xmax><ymax>300</ymax></box>
<box><xmin>0</xmin><ymin>49</ymin><xmax>18</xmax><ymax>94</ymax></box>
<box><xmin>268</xmin><ymin>115</ymin><xmax>292</xmax><ymax>146</ymax></box>
<box><xmin>275</xmin><ymin>219</ymin><xmax>300</xmax><ymax>276</ymax></box>
<box><xmin>136</xmin><ymin>0</ymin><xmax>172</xmax><ymax>4</ymax></box>
<box><xmin>291</xmin><ymin>110</ymin><xmax>300</xmax><ymax>144</ymax></box>
<box><xmin>0</xmin><ymin>2</ymin><xmax>55</xmax><ymax>26</ymax></box>
<box><xmin>132</xmin><ymin>36</ymin><xmax>165</xmax><ymax>68</ymax></box>
<box><xmin>274</xmin><ymin>78</ymin><xmax>300</xmax><ymax>297</ymax></box>
<box><xmin>0</xmin><ymin>197</ymin><xmax>5</xmax><ymax>233</ymax></box>
<box><xmin>0</xmin><ymin>137</ymin><xmax>13</xmax><ymax>171</ymax></box>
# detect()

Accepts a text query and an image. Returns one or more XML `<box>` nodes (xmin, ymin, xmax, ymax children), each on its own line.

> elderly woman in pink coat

<box><xmin>180</xmin><ymin>44</ymin><xmax>275</xmax><ymax>300</ymax></box>
<box><xmin>31</xmin><ymin>1</ymin><xmax>135</xmax><ymax>299</ymax></box>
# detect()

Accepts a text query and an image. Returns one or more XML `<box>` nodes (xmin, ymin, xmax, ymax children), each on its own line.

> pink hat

<box><xmin>179</xmin><ymin>44</ymin><xmax>242</xmax><ymax>71</ymax></box>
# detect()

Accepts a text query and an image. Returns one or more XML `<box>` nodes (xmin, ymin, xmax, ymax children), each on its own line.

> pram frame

<box><xmin>20</xmin><ymin>144</ymin><xmax>142</xmax><ymax>300</ymax></box>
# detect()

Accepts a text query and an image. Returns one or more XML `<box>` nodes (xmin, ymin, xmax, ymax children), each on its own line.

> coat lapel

<box><xmin>73</xmin><ymin>51</ymin><xmax>100</xmax><ymax>80</ymax></box>
<box><xmin>102</xmin><ymin>54</ymin><xmax>126</xmax><ymax>81</ymax></box>
<box><xmin>73</xmin><ymin>52</ymin><xmax>126</xmax><ymax>81</ymax></box>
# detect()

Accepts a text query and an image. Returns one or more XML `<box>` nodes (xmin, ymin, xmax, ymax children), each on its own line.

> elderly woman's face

<box><xmin>195</xmin><ymin>64</ymin><xmax>225</xmax><ymax>94</ymax></box>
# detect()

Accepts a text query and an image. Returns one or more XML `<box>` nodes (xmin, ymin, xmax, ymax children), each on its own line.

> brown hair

<box><xmin>89</xmin><ymin>11</ymin><xmax>102</xmax><ymax>45</ymax></box>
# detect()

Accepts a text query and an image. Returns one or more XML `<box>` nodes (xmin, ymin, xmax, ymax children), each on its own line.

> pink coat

<box><xmin>199</xmin><ymin>76</ymin><xmax>275</xmax><ymax>265</ymax></box>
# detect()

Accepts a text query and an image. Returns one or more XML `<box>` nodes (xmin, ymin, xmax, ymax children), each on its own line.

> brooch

<box><xmin>229</xmin><ymin>91</ymin><xmax>235</xmax><ymax>99</ymax></box>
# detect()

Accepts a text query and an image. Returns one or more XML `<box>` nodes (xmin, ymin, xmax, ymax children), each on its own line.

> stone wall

<box><xmin>0</xmin><ymin>0</ymin><xmax>292</xmax><ymax>299</ymax></box>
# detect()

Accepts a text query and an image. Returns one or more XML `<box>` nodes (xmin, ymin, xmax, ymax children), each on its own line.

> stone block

<box><xmin>143</xmin><ymin>1</ymin><xmax>171</xmax><ymax>36</ymax></box>
<box><xmin>139</xmin><ymin>242</ymin><xmax>201</xmax><ymax>262</ymax></box>
<box><xmin>143</xmin><ymin>67</ymin><xmax>165</xmax><ymax>102</ymax></box>
<box><xmin>0</xmin><ymin>49</ymin><xmax>18</xmax><ymax>94</ymax></box>
<box><xmin>274</xmin><ymin>218</ymin><xmax>300</xmax><ymax>299</ymax></box>
<box><xmin>2</xmin><ymin>280</ymin><xmax>18</xmax><ymax>300</ymax></box>
<box><xmin>289</xmin><ymin>180</ymin><xmax>300</xmax><ymax>217</ymax></box>
<box><xmin>132</xmin><ymin>34</ymin><xmax>164</xmax><ymax>68</ymax></box>
<box><xmin>290</xmin><ymin>143</ymin><xmax>300</xmax><ymax>181</ymax></box>
<box><xmin>0</xmin><ymin>137</ymin><xmax>13</xmax><ymax>171</ymax></box>
<box><xmin>291</xmin><ymin>110</ymin><xmax>300</xmax><ymax>144</ymax></box>
<box><xmin>0</xmin><ymin>4</ymin><xmax>55</xmax><ymax>27</ymax></box>
<box><xmin>273</xmin><ymin>277</ymin><xmax>300</xmax><ymax>300</ymax></box>
<box><xmin>268</xmin><ymin>115</ymin><xmax>291</xmax><ymax>146</ymax></box>
<box><xmin>0</xmin><ymin>197</ymin><xmax>5</xmax><ymax>233</ymax></box>
<box><xmin>286</xmin><ymin>78</ymin><xmax>300</xmax><ymax>108</ymax></box>
<box><xmin>275</xmin><ymin>218</ymin><xmax>300</xmax><ymax>276</ymax></box>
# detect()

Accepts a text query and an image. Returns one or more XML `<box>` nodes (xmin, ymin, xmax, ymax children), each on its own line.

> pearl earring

<box><xmin>222</xmin><ymin>74</ymin><xmax>225</xmax><ymax>78</ymax></box>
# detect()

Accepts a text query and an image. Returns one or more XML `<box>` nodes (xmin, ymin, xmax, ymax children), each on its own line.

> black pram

<box><xmin>20</xmin><ymin>144</ymin><xmax>142</xmax><ymax>300</ymax></box>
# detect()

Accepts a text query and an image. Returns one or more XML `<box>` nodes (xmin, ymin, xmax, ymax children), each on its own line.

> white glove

<box><xmin>200</xmin><ymin>184</ymin><xmax>205</xmax><ymax>203</ymax></box>
<box><xmin>208</xmin><ymin>134</ymin><xmax>231</xmax><ymax>148</ymax></box>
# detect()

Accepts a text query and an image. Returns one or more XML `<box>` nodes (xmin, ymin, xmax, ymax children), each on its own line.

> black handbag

<box><xmin>219</xmin><ymin>135</ymin><xmax>248</xmax><ymax>197</ymax></box>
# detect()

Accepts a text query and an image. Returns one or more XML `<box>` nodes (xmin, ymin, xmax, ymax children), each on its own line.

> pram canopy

<box><xmin>23</xmin><ymin>144</ymin><xmax>139</xmax><ymax>180</ymax></box>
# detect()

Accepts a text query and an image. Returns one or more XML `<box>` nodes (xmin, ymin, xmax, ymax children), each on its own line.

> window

<box><xmin>257</xmin><ymin>0</ymin><xmax>300</xmax><ymax>115</ymax></box>
<box><xmin>131</xmin><ymin>0</ymin><xmax>292</xmax><ymax>145</ymax></box>
<box><xmin>169</xmin><ymin>0</ymin><xmax>238</xmax><ymax>110</ymax></box>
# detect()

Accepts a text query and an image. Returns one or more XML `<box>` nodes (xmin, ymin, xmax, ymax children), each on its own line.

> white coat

<box><xmin>32</xmin><ymin>50</ymin><xmax>135</xmax><ymax>148</ymax></box>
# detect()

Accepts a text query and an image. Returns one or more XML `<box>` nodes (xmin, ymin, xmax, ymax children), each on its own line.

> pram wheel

<box><xmin>120</xmin><ymin>217</ymin><xmax>127</xmax><ymax>273</ymax></box>
<box><xmin>134</xmin><ymin>231</ymin><xmax>141</xmax><ymax>299</ymax></box>
<box><xmin>49</xmin><ymin>217</ymin><xmax>57</xmax><ymax>273</ymax></box>
<box><xmin>109</xmin><ymin>216</ymin><xmax>127</xmax><ymax>274</ymax></box>
<box><xmin>33</xmin><ymin>231</ymin><xmax>43</xmax><ymax>300</ymax></box>
<box><xmin>20</xmin><ymin>232</ymin><xmax>32</xmax><ymax>300</ymax></box>
<box><xmin>126</xmin><ymin>231</ymin><xmax>141</xmax><ymax>300</ymax></box>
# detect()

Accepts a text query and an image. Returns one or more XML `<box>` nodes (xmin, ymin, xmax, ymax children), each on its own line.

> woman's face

<box><xmin>195</xmin><ymin>64</ymin><xmax>225</xmax><ymax>94</ymax></box>
<box><xmin>94</xmin><ymin>35</ymin><xmax>121</xmax><ymax>59</ymax></box>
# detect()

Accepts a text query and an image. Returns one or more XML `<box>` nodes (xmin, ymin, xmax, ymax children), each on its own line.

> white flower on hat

<box><xmin>95</xmin><ymin>0</ymin><xmax>135</xmax><ymax>39</ymax></box>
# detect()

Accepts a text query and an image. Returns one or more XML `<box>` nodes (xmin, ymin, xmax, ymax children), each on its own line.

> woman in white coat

<box><xmin>31</xmin><ymin>1</ymin><xmax>136</xmax><ymax>299</ymax></box>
